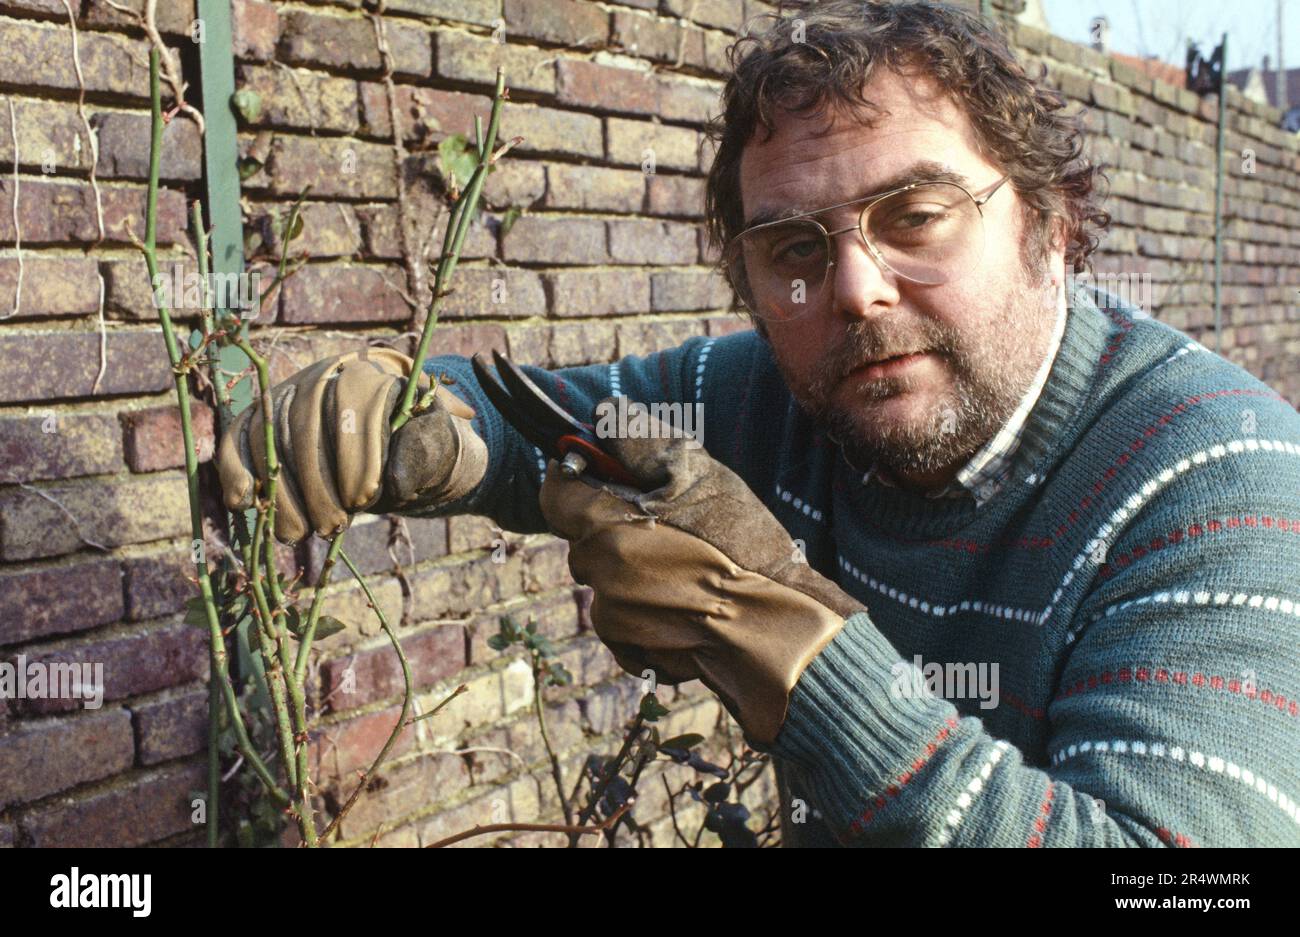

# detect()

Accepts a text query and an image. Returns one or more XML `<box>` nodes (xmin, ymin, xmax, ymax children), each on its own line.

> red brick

<box><xmin>385</xmin><ymin>0</ymin><xmax>499</xmax><ymax>25</ymax></box>
<box><xmin>0</xmin><ymin>178</ymin><xmax>186</xmax><ymax>245</ymax></box>
<box><xmin>231</xmin><ymin>0</ymin><xmax>281</xmax><ymax>61</ymax></box>
<box><xmin>617</xmin><ymin>319</ymin><xmax>702</xmax><ymax>356</ymax></box>
<box><xmin>556</xmin><ymin>60</ymin><xmax>659</xmax><ymax>115</ymax></box>
<box><xmin>235</xmin><ymin>65</ymin><xmax>360</xmax><ymax>134</ymax></box>
<box><xmin>548</xmin><ymin>320</ymin><xmax>617</xmax><ymax>366</ymax></box>
<box><xmin>0</xmin><ymin>557</ymin><xmax>124</xmax><ymax>644</ymax></box>
<box><xmin>83</xmin><ymin>0</ymin><xmax>196</xmax><ymax>34</ymax></box>
<box><xmin>0</xmin><ymin>475</ymin><xmax>190</xmax><ymax>561</ymax></box>
<box><xmin>650</xmin><ymin>269</ymin><xmax>733</xmax><ymax>311</ymax></box>
<box><xmin>320</xmin><ymin>622</ymin><xmax>466</xmax><ymax>712</ymax></box>
<box><xmin>606</xmin><ymin>117</ymin><xmax>701</xmax><ymax>170</ymax></box>
<box><xmin>94</xmin><ymin>111</ymin><xmax>203</xmax><ymax>181</ymax></box>
<box><xmin>310</xmin><ymin>703</ymin><xmax>416</xmax><ymax>780</ymax></box>
<box><xmin>611</xmin><ymin>9</ymin><xmax>706</xmax><ymax>63</ymax></box>
<box><xmin>647</xmin><ymin>174</ymin><xmax>706</xmax><ymax>217</ymax></box>
<box><xmin>544</xmin><ymin>164</ymin><xmax>645</xmax><ymax>212</ymax></box>
<box><xmin>252</xmin><ymin>136</ymin><xmax>397</xmax><ymax>199</ymax></box>
<box><xmin>0</xmin><ymin>331</ymin><xmax>172</xmax><ymax>404</ymax></box>
<box><xmin>0</xmin><ymin>709</ymin><xmax>135</xmax><ymax>809</ymax></box>
<box><xmin>433</xmin><ymin>29</ymin><xmax>557</xmax><ymax>96</ymax></box>
<box><xmin>521</xmin><ymin>538</ymin><xmax>572</xmax><ymax>593</ymax></box>
<box><xmin>0</xmin><ymin>18</ymin><xmax>161</xmax><ymax>96</ymax></box>
<box><xmin>502</xmin><ymin>0</ymin><xmax>608</xmax><ymax>47</ymax></box>
<box><xmin>279</xmin><ymin>265</ymin><xmax>412</xmax><ymax>324</ymax></box>
<box><xmin>544</xmin><ymin>269</ymin><xmax>651</xmax><ymax>316</ymax></box>
<box><xmin>0</xmin><ymin>256</ymin><xmax>102</xmax><ymax>319</ymax></box>
<box><xmin>436</xmin><ymin>267</ymin><xmax>546</xmax><ymax>319</ymax></box>
<box><xmin>279</xmin><ymin>10</ymin><xmax>430</xmax><ymax>76</ymax></box>
<box><xmin>302</xmin><ymin>515</ymin><xmax>447</xmax><ymax>583</ymax></box>
<box><xmin>0</xmin><ymin>411</ymin><xmax>124</xmax><ymax>483</ymax></box>
<box><xmin>502</xmin><ymin>216</ymin><xmax>608</xmax><ymax>264</ymax></box>
<box><xmin>334</xmin><ymin>750</ymin><xmax>470</xmax><ymax>841</ymax></box>
<box><xmin>120</xmin><ymin>400</ymin><xmax>215</xmax><ymax>473</ymax></box>
<box><xmin>608</xmin><ymin>219</ymin><xmax>700</xmax><ymax>264</ymax></box>
<box><xmin>20</xmin><ymin>761</ymin><xmax>207</xmax><ymax>847</ymax></box>
<box><xmin>16</xmin><ymin>623</ymin><xmax>207</xmax><ymax>714</ymax></box>
<box><xmin>130</xmin><ymin>686</ymin><xmax>208</xmax><ymax>765</ymax></box>
<box><xmin>657</xmin><ymin>75</ymin><xmax>723</xmax><ymax>123</ymax></box>
<box><xmin>123</xmin><ymin>550</ymin><xmax>197</xmax><ymax>621</ymax></box>
<box><xmin>663</xmin><ymin>0</ymin><xmax>744</xmax><ymax>31</ymax></box>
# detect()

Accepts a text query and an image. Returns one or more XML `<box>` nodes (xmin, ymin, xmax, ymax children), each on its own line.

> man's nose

<box><xmin>828</xmin><ymin>229</ymin><xmax>901</xmax><ymax>320</ymax></box>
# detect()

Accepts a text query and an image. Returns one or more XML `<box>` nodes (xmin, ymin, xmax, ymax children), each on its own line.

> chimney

<box><xmin>1089</xmin><ymin>16</ymin><xmax>1109</xmax><ymax>54</ymax></box>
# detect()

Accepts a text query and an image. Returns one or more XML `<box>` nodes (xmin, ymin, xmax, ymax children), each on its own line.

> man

<box><xmin>219</xmin><ymin>1</ymin><xmax>1300</xmax><ymax>846</ymax></box>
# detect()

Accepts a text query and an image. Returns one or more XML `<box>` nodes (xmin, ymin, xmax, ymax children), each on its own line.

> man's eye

<box><xmin>774</xmin><ymin>238</ymin><xmax>823</xmax><ymax>263</ymax></box>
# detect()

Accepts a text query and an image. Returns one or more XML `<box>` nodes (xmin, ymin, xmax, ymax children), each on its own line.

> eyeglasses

<box><xmin>723</xmin><ymin>175</ymin><xmax>1012</xmax><ymax>321</ymax></box>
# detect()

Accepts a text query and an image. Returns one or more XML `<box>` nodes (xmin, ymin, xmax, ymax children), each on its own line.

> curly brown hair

<box><xmin>704</xmin><ymin>0</ymin><xmax>1109</xmax><ymax>296</ymax></box>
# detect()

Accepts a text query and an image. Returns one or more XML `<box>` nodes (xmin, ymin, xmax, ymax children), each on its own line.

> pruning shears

<box><xmin>470</xmin><ymin>349</ymin><xmax>641</xmax><ymax>488</ymax></box>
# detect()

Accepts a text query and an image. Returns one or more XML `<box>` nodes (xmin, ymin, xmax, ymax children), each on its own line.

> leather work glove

<box><xmin>217</xmin><ymin>348</ymin><xmax>488</xmax><ymax>544</ymax></box>
<box><xmin>538</xmin><ymin>398</ymin><xmax>864</xmax><ymax>745</ymax></box>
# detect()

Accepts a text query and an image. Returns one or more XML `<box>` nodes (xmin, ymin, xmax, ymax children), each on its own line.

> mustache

<box><xmin>820</xmin><ymin>325</ymin><xmax>947</xmax><ymax>382</ymax></box>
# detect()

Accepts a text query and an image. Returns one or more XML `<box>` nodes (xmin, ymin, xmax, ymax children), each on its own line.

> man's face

<box><xmin>737</xmin><ymin>68</ymin><xmax>1065</xmax><ymax>486</ymax></box>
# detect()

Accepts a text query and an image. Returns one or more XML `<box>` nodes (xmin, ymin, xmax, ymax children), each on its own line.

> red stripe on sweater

<box><xmin>845</xmin><ymin>716</ymin><xmax>960</xmax><ymax>839</ymax></box>
<box><xmin>1054</xmin><ymin>665</ymin><xmax>1299</xmax><ymax>718</ymax></box>
<box><xmin>1026</xmin><ymin>781</ymin><xmax>1055</xmax><ymax>847</ymax></box>
<box><xmin>1156</xmin><ymin>826</ymin><xmax>1198</xmax><ymax>848</ymax></box>
<box><xmin>1099</xmin><ymin>513</ymin><xmax>1300</xmax><ymax>578</ymax></box>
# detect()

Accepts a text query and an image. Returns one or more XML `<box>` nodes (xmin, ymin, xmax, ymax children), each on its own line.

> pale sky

<box><xmin>1041</xmin><ymin>0</ymin><xmax>1295</xmax><ymax>75</ymax></box>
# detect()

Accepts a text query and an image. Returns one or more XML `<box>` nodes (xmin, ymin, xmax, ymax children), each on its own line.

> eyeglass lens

<box><xmin>727</xmin><ymin>182</ymin><xmax>988</xmax><ymax>320</ymax></box>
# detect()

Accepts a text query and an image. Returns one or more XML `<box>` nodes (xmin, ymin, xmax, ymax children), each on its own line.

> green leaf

<box><xmin>437</xmin><ymin>134</ymin><xmax>479</xmax><ymax>191</ymax></box>
<box><xmin>486</xmin><ymin>634</ymin><xmax>509</xmax><ymax>652</ymax></box>
<box><xmin>500</xmin><ymin>206</ymin><xmax>523</xmax><ymax>237</ymax></box>
<box><xmin>183</xmin><ymin>596</ymin><xmax>212</xmax><ymax>628</ymax></box>
<box><xmin>287</xmin><ymin>211</ymin><xmax>304</xmax><ymax>241</ymax></box>
<box><xmin>659</xmin><ymin>733</ymin><xmax>705</xmax><ymax>751</ymax></box>
<box><xmin>237</xmin><ymin>156</ymin><xmax>263</xmax><ymax>181</ymax></box>
<box><xmin>312</xmin><ymin>616</ymin><xmax>347</xmax><ymax>640</ymax></box>
<box><xmin>546</xmin><ymin>662</ymin><xmax>573</xmax><ymax>687</ymax></box>
<box><xmin>639</xmin><ymin>693</ymin><xmax>670</xmax><ymax>722</ymax></box>
<box><xmin>525</xmin><ymin>633</ymin><xmax>556</xmax><ymax>658</ymax></box>
<box><xmin>230</xmin><ymin>88</ymin><xmax>263</xmax><ymax>123</ymax></box>
<box><xmin>283</xmin><ymin>606</ymin><xmax>302</xmax><ymax>637</ymax></box>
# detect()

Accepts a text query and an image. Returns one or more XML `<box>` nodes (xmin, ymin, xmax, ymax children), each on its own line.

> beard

<box><xmin>772</xmin><ymin>254</ymin><xmax>1060</xmax><ymax>482</ymax></box>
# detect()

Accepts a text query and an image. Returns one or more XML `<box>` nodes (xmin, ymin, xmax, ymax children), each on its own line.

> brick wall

<box><xmin>0</xmin><ymin>0</ymin><xmax>1296</xmax><ymax>848</ymax></box>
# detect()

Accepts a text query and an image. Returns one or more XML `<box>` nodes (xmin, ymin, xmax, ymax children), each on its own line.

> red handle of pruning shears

<box><xmin>556</xmin><ymin>434</ymin><xmax>641</xmax><ymax>488</ymax></box>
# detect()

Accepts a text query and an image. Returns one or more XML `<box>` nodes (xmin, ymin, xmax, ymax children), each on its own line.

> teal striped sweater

<box><xmin>421</xmin><ymin>282</ymin><xmax>1300</xmax><ymax>847</ymax></box>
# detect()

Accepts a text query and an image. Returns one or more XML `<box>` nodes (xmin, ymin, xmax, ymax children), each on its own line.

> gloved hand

<box><xmin>538</xmin><ymin>398</ymin><xmax>863</xmax><ymax>745</ymax></box>
<box><xmin>217</xmin><ymin>348</ymin><xmax>488</xmax><ymax>544</ymax></box>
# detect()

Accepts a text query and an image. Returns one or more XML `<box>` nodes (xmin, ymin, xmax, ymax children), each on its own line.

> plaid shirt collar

<box><xmin>864</xmin><ymin>286</ymin><xmax>1068</xmax><ymax>506</ymax></box>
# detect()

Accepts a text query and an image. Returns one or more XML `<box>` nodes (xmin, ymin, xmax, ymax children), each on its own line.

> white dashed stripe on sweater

<box><xmin>694</xmin><ymin>339</ymin><xmax>714</xmax><ymax>403</ymax></box>
<box><xmin>935</xmin><ymin>740</ymin><xmax>1011</xmax><ymax>847</ymax></box>
<box><xmin>608</xmin><ymin>362</ymin><xmax>621</xmax><ymax>398</ymax></box>
<box><xmin>1065</xmin><ymin>587</ymin><xmax>1300</xmax><ymax>644</ymax></box>
<box><xmin>533</xmin><ymin>445</ymin><xmax>546</xmax><ymax>483</ymax></box>
<box><xmin>776</xmin><ymin>483</ymin><xmax>825</xmax><ymax>523</ymax></box>
<box><xmin>1041</xmin><ymin>438</ymin><xmax>1300</xmax><ymax>627</ymax></box>
<box><xmin>1050</xmin><ymin>738</ymin><xmax>1300</xmax><ymax>826</ymax></box>
<box><xmin>837</xmin><ymin>554</ymin><xmax>1043</xmax><ymax>622</ymax></box>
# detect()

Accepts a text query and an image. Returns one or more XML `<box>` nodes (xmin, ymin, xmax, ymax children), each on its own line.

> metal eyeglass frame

<box><xmin>727</xmin><ymin>173</ymin><xmax>1014</xmax><ymax>308</ymax></box>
